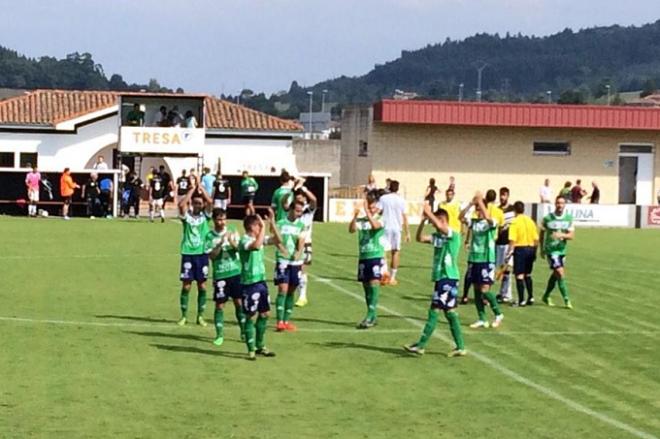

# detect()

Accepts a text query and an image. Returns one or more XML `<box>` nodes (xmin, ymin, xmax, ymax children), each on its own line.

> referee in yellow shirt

<box><xmin>506</xmin><ymin>201</ymin><xmax>539</xmax><ymax>306</ymax></box>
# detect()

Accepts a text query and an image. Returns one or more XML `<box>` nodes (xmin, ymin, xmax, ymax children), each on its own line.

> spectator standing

<box><xmin>154</xmin><ymin>106</ymin><xmax>169</xmax><ymax>127</ymax></box>
<box><xmin>184</xmin><ymin>111</ymin><xmax>198</xmax><ymax>128</ymax></box>
<box><xmin>159</xmin><ymin>165</ymin><xmax>174</xmax><ymax>210</ymax></box>
<box><xmin>122</xmin><ymin>172</ymin><xmax>142</xmax><ymax>218</ymax></box>
<box><xmin>378</xmin><ymin>180</ymin><xmax>410</xmax><ymax>286</ymax></box>
<box><xmin>364</xmin><ymin>174</ymin><xmax>377</xmax><ymax>194</ymax></box>
<box><xmin>570</xmin><ymin>179</ymin><xmax>587</xmax><ymax>204</ymax></box>
<box><xmin>25</xmin><ymin>166</ymin><xmax>41</xmax><ymax>217</ymax></box>
<box><xmin>167</xmin><ymin>106</ymin><xmax>184</xmax><ymax>127</ymax></box>
<box><xmin>127</xmin><ymin>104</ymin><xmax>145</xmax><ymax>126</ymax></box>
<box><xmin>559</xmin><ymin>181</ymin><xmax>572</xmax><ymax>202</ymax></box>
<box><xmin>93</xmin><ymin>156</ymin><xmax>109</xmax><ymax>170</ymax></box>
<box><xmin>589</xmin><ymin>182</ymin><xmax>600</xmax><ymax>204</ymax></box>
<box><xmin>212</xmin><ymin>172</ymin><xmax>231</xmax><ymax>210</ymax></box>
<box><xmin>201</xmin><ymin>167</ymin><xmax>215</xmax><ymax>196</ymax></box>
<box><xmin>539</xmin><ymin>178</ymin><xmax>552</xmax><ymax>204</ymax></box>
<box><xmin>424</xmin><ymin>178</ymin><xmax>438</xmax><ymax>211</ymax></box>
<box><xmin>99</xmin><ymin>176</ymin><xmax>113</xmax><ymax>217</ymax></box>
<box><xmin>240</xmin><ymin>171</ymin><xmax>259</xmax><ymax>216</ymax></box>
<box><xmin>82</xmin><ymin>173</ymin><xmax>102</xmax><ymax>218</ymax></box>
<box><xmin>60</xmin><ymin>168</ymin><xmax>80</xmax><ymax>220</ymax></box>
<box><xmin>447</xmin><ymin>176</ymin><xmax>456</xmax><ymax>192</ymax></box>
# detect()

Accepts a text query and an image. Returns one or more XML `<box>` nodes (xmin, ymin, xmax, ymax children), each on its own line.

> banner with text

<box><xmin>329</xmin><ymin>198</ymin><xmax>426</xmax><ymax>224</ymax></box>
<box><xmin>537</xmin><ymin>203</ymin><xmax>636</xmax><ymax>228</ymax></box>
<box><xmin>119</xmin><ymin>127</ymin><xmax>205</xmax><ymax>154</ymax></box>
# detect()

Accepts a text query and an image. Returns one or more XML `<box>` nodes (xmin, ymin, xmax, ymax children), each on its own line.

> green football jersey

<box><xmin>467</xmin><ymin>217</ymin><xmax>497</xmax><ymax>263</ymax></box>
<box><xmin>238</xmin><ymin>235</ymin><xmax>266</xmax><ymax>285</ymax></box>
<box><xmin>180</xmin><ymin>212</ymin><xmax>211</xmax><ymax>255</ymax></box>
<box><xmin>205</xmin><ymin>228</ymin><xmax>241</xmax><ymax>280</ymax></box>
<box><xmin>356</xmin><ymin>215</ymin><xmax>385</xmax><ymax>260</ymax></box>
<box><xmin>431</xmin><ymin>228</ymin><xmax>461</xmax><ymax>281</ymax></box>
<box><xmin>240</xmin><ymin>177</ymin><xmax>258</xmax><ymax>197</ymax></box>
<box><xmin>542</xmin><ymin>212</ymin><xmax>574</xmax><ymax>256</ymax></box>
<box><xmin>275</xmin><ymin>217</ymin><xmax>305</xmax><ymax>264</ymax></box>
<box><xmin>271</xmin><ymin>187</ymin><xmax>293</xmax><ymax>221</ymax></box>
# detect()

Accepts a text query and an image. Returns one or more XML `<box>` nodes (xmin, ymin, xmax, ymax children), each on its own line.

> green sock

<box><xmin>276</xmin><ymin>293</ymin><xmax>286</xmax><ymax>321</ymax></box>
<box><xmin>367</xmin><ymin>284</ymin><xmax>380</xmax><ymax>321</ymax></box>
<box><xmin>234</xmin><ymin>304</ymin><xmax>246</xmax><ymax>337</ymax></box>
<box><xmin>284</xmin><ymin>293</ymin><xmax>295</xmax><ymax>322</ymax></box>
<box><xmin>244</xmin><ymin>318</ymin><xmax>256</xmax><ymax>352</ymax></box>
<box><xmin>180</xmin><ymin>288</ymin><xmax>190</xmax><ymax>318</ymax></box>
<box><xmin>197</xmin><ymin>288</ymin><xmax>207</xmax><ymax>317</ymax></box>
<box><xmin>363</xmin><ymin>283</ymin><xmax>372</xmax><ymax>319</ymax></box>
<box><xmin>417</xmin><ymin>308</ymin><xmax>439</xmax><ymax>348</ymax></box>
<box><xmin>214</xmin><ymin>308</ymin><xmax>224</xmax><ymax>339</ymax></box>
<box><xmin>445</xmin><ymin>310</ymin><xmax>465</xmax><ymax>350</ymax></box>
<box><xmin>484</xmin><ymin>291</ymin><xmax>502</xmax><ymax>316</ymax></box>
<box><xmin>474</xmin><ymin>290</ymin><xmax>486</xmax><ymax>321</ymax></box>
<box><xmin>256</xmin><ymin>315</ymin><xmax>268</xmax><ymax>350</ymax></box>
<box><xmin>558</xmin><ymin>278</ymin><xmax>570</xmax><ymax>302</ymax></box>
<box><xmin>544</xmin><ymin>274</ymin><xmax>557</xmax><ymax>299</ymax></box>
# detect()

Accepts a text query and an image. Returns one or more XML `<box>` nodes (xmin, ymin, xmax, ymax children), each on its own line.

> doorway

<box><xmin>618</xmin><ymin>145</ymin><xmax>654</xmax><ymax>205</ymax></box>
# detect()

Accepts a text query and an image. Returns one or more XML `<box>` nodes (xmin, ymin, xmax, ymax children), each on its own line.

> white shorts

<box><xmin>213</xmin><ymin>199</ymin><xmax>229</xmax><ymax>210</ymax></box>
<box><xmin>496</xmin><ymin>245</ymin><xmax>513</xmax><ymax>267</ymax></box>
<box><xmin>383</xmin><ymin>229</ymin><xmax>402</xmax><ymax>251</ymax></box>
<box><xmin>150</xmin><ymin>198</ymin><xmax>164</xmax><ymax>208</ymax></box>
<box><xmin>28</xmin><ymin>188</ymin><xmax>39</xmax><ymax>203</ymax></box>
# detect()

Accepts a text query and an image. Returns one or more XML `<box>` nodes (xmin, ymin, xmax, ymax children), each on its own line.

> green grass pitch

<box><xmin>1</xmin><ymin>216</ymin><xmax>659</xmax><ymax>438</ymax></box>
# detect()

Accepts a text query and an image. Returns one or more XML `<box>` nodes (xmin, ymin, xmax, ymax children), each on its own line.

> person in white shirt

<box><xmin>184</xmin><ymin>111</ymin><xmax>198</xmax><ymax>128</ymax></box>
<box><xmin>539</xmin><ymin>178</ymin><xmax>552</xmax><ymax>204</ymax></box>
<box><xmin>377</xmin><ymin>180</ymin><xmax>410</xmax><ymax>285</ymax></box>
<box><xmin>93</xmin><ymin>156</ymin><xmax>109</xmax><ymax>170</ymax></box>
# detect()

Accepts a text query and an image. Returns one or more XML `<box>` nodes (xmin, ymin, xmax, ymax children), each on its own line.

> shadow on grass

<box><xmin>95</xmin><ymin>314</ymin><xmax>171</xmax><ymax>323</ymax></box>
<box><xmin>312</xmin><ymin>341</ymin><xmax>426</xmax><ymax>357</ymax></box>
<box><xmin>399</xmin><ymin>295</ymin><xmax>430</xmax><ymax>302</ymax></box>
<box><xmin>315</xmin><ymin>274</ymin><xmax>355</xmax><ymax>282</ymax></box>
<box><xmin>127</xmin><ymin>330</ymin><xmax>210</xmax><ymax>342</ymax></box>
<box><xmin>295</xmin><ymin>317</ymin><xmax>356</xmax><ymax>328</ymax></box>
<box><xmin>326</xmin><ymin>252</ymin><xmax>354</xmax><ymax>258</ymax></box>
<box><xmin>151</xmin><ymin>344</ymin><xmax>247</xmax><ymax>360</ymax></box>
<box><xmin>377</xmin><ymin>314</ymin><xmax>427</xmax><ymax>323</ymax></box>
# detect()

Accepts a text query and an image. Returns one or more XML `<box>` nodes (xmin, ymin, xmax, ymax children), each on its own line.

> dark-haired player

<box><xmin>271</xmin><ymin>170</ymin><xmax>294</xmax><ymax>222</ymax></box>
<box><xmin>506</xmin><ymin>202</ymin><xmax>539</xmax><ymax>306</ymax></box>
<box><xmin>289</xmin><ymin>185</ymin><xmax>317</xmax><ymax>307</ymax></box>
<box><xmin>274</xmin><ymin>199</ymin><xmax>306</xmax><ymax>331</ymax></box>
<box><xmin>238</xmin><ymin>211</ymin><xmax>284</xmax><ymax>360</ymax></box>
<box><xmin>349</xmin><ymin>195</ymin><xmax>384</xmax><ymax>329</ymax></box>
<box><xmin>540</xmin><ymin>196</ymin><xmax>575</xmax><ymax>309</ymax></box>
<box><xmin>404</xmin><ymin>203</ymin><xmax>466</xmax><ymax>357</ymax></box>
<box><xmin>205</xmin><ymin>208</ymin><xmax>245</xmax><ymax>346</ymax></box>
<box><xmin>177</xmin><ymin>182</ymin><xmax>213</xmax><ymax>326</ymax></box>
<box><xmin>212</xmin><ymin>172</ymin><xmax>231</xmax><ymax>210</ymax></box>
<box><xmin>149</xmin><ymin>170</ymin><xmax>166</xmax><ymax>223</ymax></box>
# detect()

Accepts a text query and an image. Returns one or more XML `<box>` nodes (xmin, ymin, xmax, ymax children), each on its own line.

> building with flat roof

<box><xmin>341</xmin><ymin>100</ymin><xmax>660</xmax><ymax>205</ymax></box>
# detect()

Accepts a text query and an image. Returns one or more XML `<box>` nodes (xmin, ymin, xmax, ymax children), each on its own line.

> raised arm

<box><xmin>302</xmin><ymin>186</ymin><xmax>317</xmax><ymax>210</ymax></box>
<box><xmin>349</xmin><ymin>205</ymin><xmax>361</xmax><ymax>233</ymax></box>
<box><xmin>178</xmin><ymin>186</ymin><xmax>195</xmax><ymax>216</ymax></box>
<box><xmin>416</xmin><ymin>217</ymin><xmax>432</xmax><ymax>244</ymax></box>
<box><xmin>423</xmin><ymin>203</ymin><xmax>450</xmax><ymax>236</ymax></box>
<box><xmin>364</xmin><ymin>203</ymin><xmax>382</xmax><ymax>230</ymax></box>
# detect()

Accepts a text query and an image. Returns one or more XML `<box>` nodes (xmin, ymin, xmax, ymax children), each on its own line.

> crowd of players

<box><xmin>171</xmin><ymin>171</ymin><xmax>575</xmax><ymax>360</ymax></box>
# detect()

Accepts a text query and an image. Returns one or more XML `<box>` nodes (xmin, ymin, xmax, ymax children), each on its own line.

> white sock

<box><xmin>160</xmin><ymin>209</ymin><xmax>164</xmax><ymax>218</ymax></box>
<box><xmin>391</xmin><ymin>268</ymin><xmax>398</xmax><ymax>280</ymax></box>
<box><xmin>382</xmin><ymin>258</ymin><xmax>389</xmax><ymax>274</ymax></box>
<box><xmin>299</xmin><ymin>273</ymin><xmax>308</xmax><ymax>300</ymax></box>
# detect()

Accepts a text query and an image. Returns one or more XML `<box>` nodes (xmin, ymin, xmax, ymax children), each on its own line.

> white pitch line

<box><xmin>311</xmin><ymin>276</ymin><xmax>658</xmax><ymax>439</ymax></box>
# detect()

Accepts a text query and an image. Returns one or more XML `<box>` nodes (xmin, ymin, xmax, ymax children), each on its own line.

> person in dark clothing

<box><xmin>424</xmin><ymin>178</ymin><xmax>438</xmax><ymax>211</ymax></box>
<box><xmin>99</xmin><ymin>176</ymin><xmax>113</xmax><ymax>217</ymax></box>
<box><xmin>122</xmin><ymin>172</ymin><xmax>143</xmax><ymax>218</ymax></box>
<box><xmin>82</xmin><ymin>173</ymin><xmax>102</xmax><ymax>218</ymax></box>
<box><xmin>589</xmin><ymin>181</ymin><xmax>600</xmax><ymax>204</ymax></box>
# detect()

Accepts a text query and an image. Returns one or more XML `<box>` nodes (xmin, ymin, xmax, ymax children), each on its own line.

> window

<box><xmin>358</xmin><ymin>140</ymin><xmax>368</xmax><ymax>157</ymax></box>
<box><xmin>619</xmin><ymin>144</ymin><xmax>653</xmax><ymax>154</ymax></box>
<box><xmin>0</xmin><ymin>152</ymin><xmax>14</xmax><ymax>168</ymax></box>
<box><xmin>533</xmin><ymin>142</ymin><xmax>570</xmax><ymax>156</ymax></box>
<box><xmin>20</xmin><ymin>152</ymin><xmax>38</xmax><ymax>168</ymax></box>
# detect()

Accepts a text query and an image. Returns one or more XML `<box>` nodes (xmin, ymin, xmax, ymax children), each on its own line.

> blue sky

<box><xmin>0</xmin><ymin>0</ymin><xmax>656</xmax><ymax>95</ymax></box>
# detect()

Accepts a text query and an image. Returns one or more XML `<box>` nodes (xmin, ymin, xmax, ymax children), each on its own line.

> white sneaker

<box><xmin>492</xmin><ymin>314</ymin><xmax>504</xmax><ymax>328</ymax></box>
<box><xmin>63</xmin><ymin>216</ymin><xmax>70</xmax><ymax>221</ymax></box>
<box><xmin>469</xmin><ymin>320</ymin><xmax>490</xmax><ymax>329</ymax></box>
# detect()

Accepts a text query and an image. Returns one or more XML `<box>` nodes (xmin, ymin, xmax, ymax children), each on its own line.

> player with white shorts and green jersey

<box><xmin>349</xmin><ymin>195</ymin><xmax>385</xmax><ymax>329</ymax></box>
<box><xmin>459</xmin><ymin>192</ymin><xmax>504</xmax><ymax>329</ymax></box>
<box><xmin>540</xmin><ymin>196</ymin><xmax>575</xmax><ymax>309</ymax></box>
<box><xmin>404</xmin><ymin>203</ymin><xmax>466</xmax><ymax>357</ymax></box>
<box><xmin>273</xmin><ymin>201</ymin><xmax>306</xmax><ymax>332</ymax></box>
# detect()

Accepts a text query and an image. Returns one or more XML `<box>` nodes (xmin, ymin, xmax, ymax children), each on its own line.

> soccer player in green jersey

<box><xmin>274</xmin><ymin>199</ymin><xmax>306</xmax><ymax>332</ymax></box>
<box><xmin>540</xmin><ymin>196</ymin><xmax>575</xmax><ymax>309</ymax></box>
<box><xmin>271</xmin><ymin>170</ymin><xmax>294</xmax><ymax>222</ymax></box>
<box><xmin>177</xmin><ymin>183</ymin><xmax>213</xmax><ymax>327</ymax></box>
<box><xmin>240</xmin><ymin>171</ymin><xmax>259</xmax><ymax>216</ymax></box>
<box><xmin>459</xmin><ymin>192</ymin><xmax>504</xmax><ymax>329</ymax></box>
<box><xmin>239</xmin><ymin>211</ymin><xmax>284</xmax><ymax>360</ymax></box>
<box><xmin>349</xmin><ymin>195</ymin><xmax>385</xmax><ymax>329</ymax></box>
<box><xmin>404</xmin><ymin>203</ymin><xmax>466</xmax><ymax>357</ymax></box>
<box><xmin>205</xmin><ymin>208</ymin><xmax>246</xmax><ymax>346</ymax></box>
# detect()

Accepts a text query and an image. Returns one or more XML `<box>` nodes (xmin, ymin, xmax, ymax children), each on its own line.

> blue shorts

<box><xmin>513</xmin><ymin>247</ymin><xmax>536</xmax><ymax>276</ymax></box>
<box><xmin>469</xmin><ymin>262</ymin><xmax>495</xmax><ymax>285</ymax></box>
<box><xmin>357</xmin><ymin>258</ymin><xmax>384</xmax><ymax>283</ymax></box>
<box><xmin>180</xmin><ymin>254</ymin><xmax>209</xmax><ymax>282</ymax></box>
<box><xmin>274</xmin><ymin>262</ymin><xmax>302</xmax><ymax>287</ymax></box>
<box><xmin>431</xmin><ymin>279</ymin><xmax>459</xmax><ymax>310</ymax></box>
<box><xmin>213</xmin><ymin>275</ymin><xmax>242</xmax><ymax>303</ymax></box>
<box><xmin>242</xmin><ymin>281</ymin><xmax>271</xmax><ymax>315</ymax></box>
<box><xmin>547</xmin><ymin>254</ymin><xmax>566</xmax><ymax>270</ymax></box>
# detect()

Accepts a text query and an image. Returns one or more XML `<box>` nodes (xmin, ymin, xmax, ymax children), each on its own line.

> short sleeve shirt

<box><xmin>356</xmin><ymin>215</ymin><xmax>385</xmax><ymax>260</ymax></box>
<box><xmin>431</xmin><ymin>228</ymin><xmax>461</xmax><ymax>281</ymax></box>
<box><xmin>542</xmin><ymin>212</ymin><xmax>574</xmax><ymax>256</ymax></box>
<box><xmin>205</xmin><ymin>228</ymin><xmax>241</xmax><ymax>279</ymax></box>
<box><xmin>238</xmin><ymin>235</ymin><xmax>266</xmax><ymax>285</ymax></box>
<box><xmin>466</xmin><ymin>217</ymin><xmax>498</xmax><ymax>263</ymax></box>
<box><xmin>180</xmin><ymin>212</ymin><xmax>211</xmax><ymax>255</ymax></box>
<box><xmin>378</xmin><ymin>193</ymin><xmax>406</xmax><ymax>231</ymax></box>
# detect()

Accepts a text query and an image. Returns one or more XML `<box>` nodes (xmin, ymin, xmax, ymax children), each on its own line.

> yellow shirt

<box><xmin>439</xmin><ymin>200</ymin><xmax>461</xmax><ymax>232</ymax></box>
<box><xmin>488</xmin><ymin>203</ymin><xmax>505</xmax><ymax>230</ymax></box>
<box><xmin>509</xmin><ymin>215</ymin><xmax>539</xmax><ymax>247</ymax></box>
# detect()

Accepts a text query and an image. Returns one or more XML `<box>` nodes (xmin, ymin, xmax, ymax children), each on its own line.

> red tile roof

<box><xmin>0</xmin><ymin>89</ymin><xmax>302</xmax><ymax>132</ymax></box>
<box><xmin>374</xmin><ymin>99</ymin><xmax>660</xmax><ymax>131</ymax></box>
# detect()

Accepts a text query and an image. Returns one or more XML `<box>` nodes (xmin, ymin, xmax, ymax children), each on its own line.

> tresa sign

<box><xmin>119</xmin><ymin>127</ymin><xmax>205</xmax><ymax>153</ymax></box>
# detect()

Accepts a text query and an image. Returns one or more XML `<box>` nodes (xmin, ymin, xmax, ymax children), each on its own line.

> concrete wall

<box><xmin>369</xmin><ymin>123</ymin><xmax>660</xmax><ymax>204</ymax></box>
<box><xmin>340</xmin><ymin>105</ymin><xmax>373</xmax><ymax>187</ymax></box>
<box><xmin>293</xmin><ymin>139</ymin><xmax>340</xmax><ymax>187</ymax></box>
